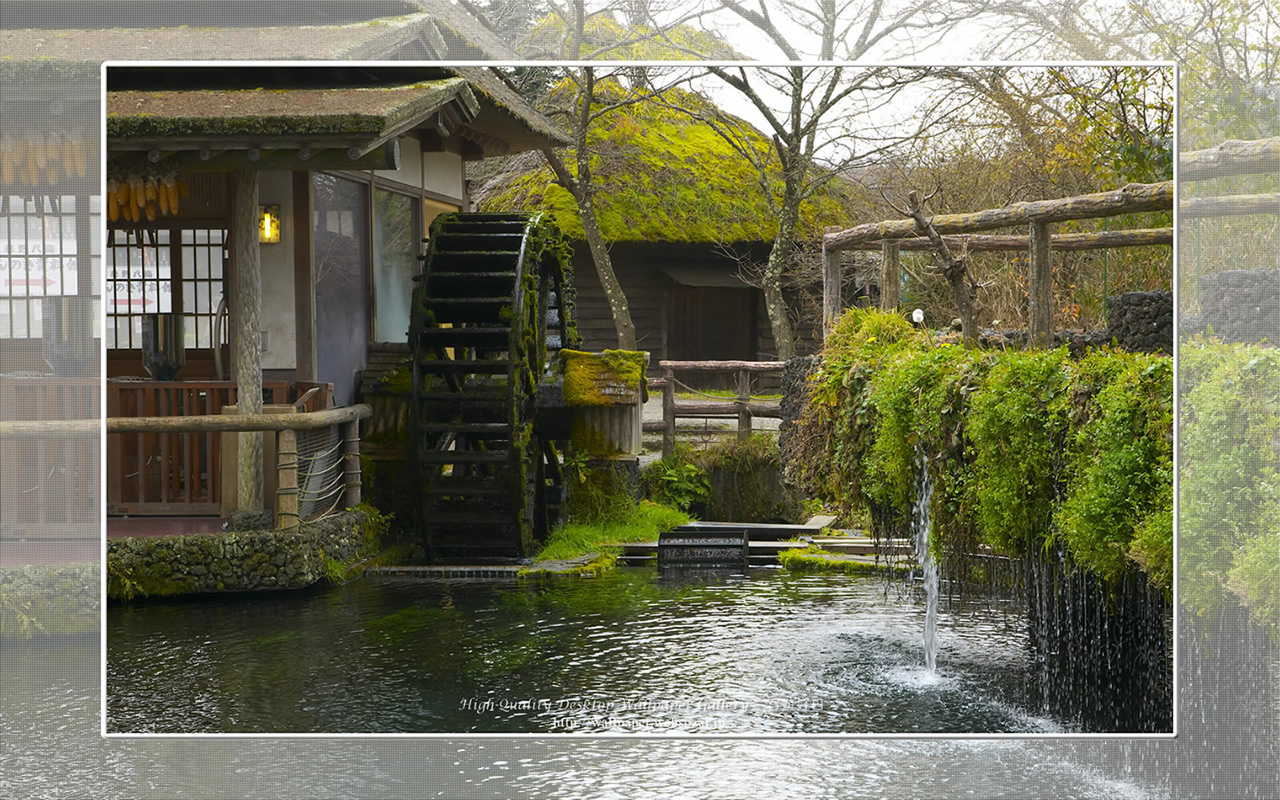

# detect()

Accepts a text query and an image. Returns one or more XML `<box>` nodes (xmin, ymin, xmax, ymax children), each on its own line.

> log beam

<box><xmin>825</xmin><ymin>182</ymin><xmax>1173</xmax><ymax>251</ymax></box>
<box><xmin>1180</xmin><ymin>193</ymin><xmax>1280</xmax><ymax>218</ymax></box>
<box><xmin>1180</xmin><ymin>138</ymin><xmax>1280</xmax><ymax>181</ymax></box>
<box><xmin>841</xmin><ymin>228</ymin><xmax>1173</xmax><ymax>252</ymax></box>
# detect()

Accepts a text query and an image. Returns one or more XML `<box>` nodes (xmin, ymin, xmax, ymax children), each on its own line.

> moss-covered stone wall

<box><xmin>0</xmin><ymin>563</ymin><xmax>100</xmax><ymax>638</ymax></box>
<box><xmin>107</xmin><ymin>511</ymin><xmax>372</xmax><ymax>602</ymax></box>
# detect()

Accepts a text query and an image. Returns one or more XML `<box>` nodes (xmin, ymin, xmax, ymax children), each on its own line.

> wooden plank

<box><xmin>825</xmin><ymin>181</ymin><xmax>1173</xmax><ymax>250</ymax></box>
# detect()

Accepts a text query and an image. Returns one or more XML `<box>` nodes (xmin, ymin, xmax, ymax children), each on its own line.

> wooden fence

<box><xmin>105</xmin><ymin>379</ymin><xmax>331</xmax><ymax>515</ymax></box>
<box><xmin>645</xmin><ymin>360</ymin><xmax>787</xmax><ymax>458</ymax></box>
<box><xmin>107</xmin><ymin>403</ymin><xmax>369</xmax><ymax>529</ymax></box>
<box><xmin>0</xmin><ymin>377</ymin><xmax>98</xmax><ymax>532</ymax></box>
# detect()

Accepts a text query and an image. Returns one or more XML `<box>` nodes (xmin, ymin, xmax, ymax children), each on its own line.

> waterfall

<box><xmin>912</xmin><ymin>448</ymin><xmax>939</xmax><ymax>672</ymax></box>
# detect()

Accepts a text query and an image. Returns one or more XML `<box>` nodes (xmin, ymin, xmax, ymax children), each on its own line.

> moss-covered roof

<box><xmin>107</xmin><ymin>78</ymin><xmax>471</xmax><ymax>141</ymax></box>
<box><xmin>472</xmin><ymin>84</ymin><xmax>864</xmax><ymax>244</ymax></box>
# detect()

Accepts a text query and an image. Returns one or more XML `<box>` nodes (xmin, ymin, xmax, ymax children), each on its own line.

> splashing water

<box><xmin>913</xmin><ymin>448</ymin><xmax>939</xmax><ymax>672</ymax></box>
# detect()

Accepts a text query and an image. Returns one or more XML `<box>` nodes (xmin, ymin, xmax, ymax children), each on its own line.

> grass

<box><xmin>675</xmin><ymin>389</ymin><xmax>783</xmax><ymax>401</ymax></box>
<box><xmin>531</xmin><ymin>500</ymin><xmax>689</xmax><ymax>563</ymax></box>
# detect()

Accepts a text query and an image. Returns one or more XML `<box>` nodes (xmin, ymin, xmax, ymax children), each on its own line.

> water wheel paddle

<box><xmin>409</xmin><ymin>213</ymin><xmax>577</xmax><ymax>562</ymax></box>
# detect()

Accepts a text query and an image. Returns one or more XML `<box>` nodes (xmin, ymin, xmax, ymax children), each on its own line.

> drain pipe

<box><xmin>213</xmin><ymin>295</ymin><xmax>229</xmax><ymax>380</ymax></box>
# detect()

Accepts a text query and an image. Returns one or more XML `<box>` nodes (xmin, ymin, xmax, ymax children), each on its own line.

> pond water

<box><xmin>107</xmin><ymin>568</ymin><xmax>1065</xmax><ymax>735</ymax></box>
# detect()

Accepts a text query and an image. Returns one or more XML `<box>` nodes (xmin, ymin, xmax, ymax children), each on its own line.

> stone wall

<box><xmin>0</xmin><ymin>563</ymin><xmax>100</xmax><ymax>637</ymax></box>
<box><xmin>1102</xmin><ymin>290</ymin><xmax>1174</xmax><ymax>353</ymax></box>
<box><xmin>107</xmin><ymin>510</ymin><xmax>371</xmax><ymax>601</ymax></box>
<box><xmin>1184</xmin><ymin>269</ymin><xmax>1280</xmax><ymax>345</ymax></box>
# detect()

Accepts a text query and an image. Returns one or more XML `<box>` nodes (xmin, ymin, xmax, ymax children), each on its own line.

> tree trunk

<box><xmin>577</xmin><ymin>181</ymin><xmax>637</xmax><ymax>350</ymax></box>
<box><xmin>762</xmin><ymin>204</ymin><xmax>800</xmax><ymax>360</ymax></box>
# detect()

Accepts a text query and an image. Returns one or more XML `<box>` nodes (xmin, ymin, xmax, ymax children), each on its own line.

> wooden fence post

<box><xmin>344</xmin><ymin>418</ymin><xmax>362</xmax><ymax>508</ymax></box>
<box><xmin>1028</xmin><ymin>221</ymin><xmax>1053</xmax><ymax>348</ymax></box>
<box><xmin>881</xmin><ymin>240</ymin><xmax>901</xmax><ymax>311</ymax></box>
<box><xmin>662</xmin><ymin>365</ymin><xmax>675</xmax><ymax>459</ymax></box>
<box><xmin>736</xmin><ymin>369</ymin><xmax>751</xmax><ymax>441</ymax></box>
<box><xmin>822</xmin><ymin>233</ymin><xmax>842</xmax><ymax>341</ymax></box>
<box><xmin>276</xmin><ymin>428</ymin><xmax>299</xmax><ymax>530</ymax></box>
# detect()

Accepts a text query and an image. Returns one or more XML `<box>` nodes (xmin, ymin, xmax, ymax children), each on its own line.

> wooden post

<box><xmin>821</xmin><ymin>232</ymin><xmax>841</xmax><ymax>341</ymax></box>
<box><xmin>344</xmin><ymin>418</ymin><xmax>362</xmax><ymax>508</ymax></box>
<box><xmin>662</xmin><ymin>365</ymin><xmax>675</xmax><ymax>459</ymax></box>
<box><xmin>276</xmin><ymin>428</ymin><xmax>299</xmax><ymax>530</ymax></box>
<box><xmin>881</xmin><ymin>240</ymin><xmax>901</xmax><ymax>311</ymax></box>
<box><xmin>736</xmin><ymin>369</ymin><xmax>751</xmax><ymax>441</ymax></box>
<box><xmin>232</xmin><ymin>168</ymin><xmax>264</xmax><ymax>510</ymax></box>
<box><xmin>1028</xmin><ymin>220</ymin><xmax>1053</xmax><ymax>349</ymax></box>
<box><xmin>292</xmin><ymin>170</ymin><xmax>317</xmax><ymax>382</ymax></box>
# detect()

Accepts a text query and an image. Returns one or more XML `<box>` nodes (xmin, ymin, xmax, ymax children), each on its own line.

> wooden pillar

<box><xmin>880</xmin><ymin>240</ymin><xmax>901</xmax><ymax>311</ymax></box>
<box><xmin>736</xmin><ymin>368</ymin><xmax>751</xmax><ymax>441</ymax></box>
<box><xmin>821</xmin><ymin>234</ymin><xmax>841</xmax><ymax>341</ymax></box>
<box><xmin>1028</xmin><ymin>221</ymin><xmax>1053</xmax><ymax>349</ymax></box>
<box><xmin>276</xmin><ymin>428</ymin><xmax>299</xmax><ymax>529</ymax></box>
<box><xmin>292</xmin><ymin>171</ymin><xmax>317</xmax><ymax>381</ymax></box>
<box><xmin>232</xmin><ymin>168</ymin><xmax>264</xmax><ymax>510</ymax></box>
<box><xmin>662</xmin><ymin>365</ymin><xmax>675</xmax><ymax>459</ymax></box>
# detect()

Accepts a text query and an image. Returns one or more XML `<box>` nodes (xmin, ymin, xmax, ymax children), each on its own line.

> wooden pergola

<box><xmin>820</xmin><ymin>137</ymin><xmax>1279</xmax><ymax>348</ymax></box>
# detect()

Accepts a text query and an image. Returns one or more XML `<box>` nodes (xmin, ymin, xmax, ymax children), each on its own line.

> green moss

<box><xmin>476</xmin><ymin>82</ymin><xmax>866</xmax><ymax>243</ymax></box>
<box><xmin>778</xmin><ymin>546</ymin><xmax>910</xmax><ymax>576</ymax></box>
<box><xmin>789</xmin><ymin>306</ymin><xmax>1174</xmax><ymax>590</ymax></box>
<box><xmin>531</xmin><ymin>500</ymin><xmax>688</xmax><ymax>564</ymax></box>
<box><xmin>560</xmin><ymin>348</ymin><xmax>646</xmax><ymax>406</ymax></box>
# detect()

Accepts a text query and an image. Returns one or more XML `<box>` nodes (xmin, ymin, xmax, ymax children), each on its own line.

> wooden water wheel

<box><xmin>409</xmin><ymin>212</ymin><xmax>578</xmax><ymax>561</ymax></box>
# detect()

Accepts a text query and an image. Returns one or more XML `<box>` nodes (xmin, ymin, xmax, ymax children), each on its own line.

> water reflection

<box><xmin>108</xmin><ymin>569</ymin><xmax>1058</xmax><ymax>735</ymax></box>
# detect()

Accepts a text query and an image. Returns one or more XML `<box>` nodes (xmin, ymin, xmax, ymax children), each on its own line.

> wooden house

<box><xmin>2</xmin><ymin>0</ymin><xmax>534</xmax><ymax>559</ymax></box>
<box><xmin>98</xmin><ymin>64</ymin><xmax>569</xmax><ymax>518</ymax></box>
<box><xmin>470</xmin><ymin>84</ymin><xmax>870</xmax><ymax>381</ymax></box>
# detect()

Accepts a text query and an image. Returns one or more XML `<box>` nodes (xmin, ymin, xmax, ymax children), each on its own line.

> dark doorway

<box><xmin>665</xmin><ymin>286</ymin><xmax>756</xmax><ymax>389</ymax></box>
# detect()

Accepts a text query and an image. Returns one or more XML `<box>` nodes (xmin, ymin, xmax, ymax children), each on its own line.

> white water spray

<box><xmin>912</xmin><ymin>448</ymin><xmax>939</xmax><ymax>672</ymax></box>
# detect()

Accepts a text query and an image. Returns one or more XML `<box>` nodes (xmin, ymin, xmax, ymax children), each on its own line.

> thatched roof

<box><xmin>0</xmin><ymin>2</ymin><xmax>514</xmax><ymax>62</ymax></box>
<box><xmin>472</xmin><ymin>84</ymin><xmax>865</xmax><ymax>244</ymax></box>
<box><xmin>105</xmin><ymin>66</ymin><xmax>568</xmax><ymax>162</ymax></box>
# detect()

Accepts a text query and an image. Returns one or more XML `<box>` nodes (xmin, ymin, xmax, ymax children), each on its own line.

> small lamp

<box><xmin>259</xmin><ymin>204</ymin><xmax>281</xmax><ymax>244</ymax></box>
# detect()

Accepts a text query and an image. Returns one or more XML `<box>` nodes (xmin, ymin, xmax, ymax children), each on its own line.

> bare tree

<box><xmin>694</xmin><ymin>0</ymin><xmax>990</xmax><ymax>358</ymax></box>
<box><xmin>487</xmin><ymin>0</ymin><xmax>722</xmax><ymax>349</ymax></box>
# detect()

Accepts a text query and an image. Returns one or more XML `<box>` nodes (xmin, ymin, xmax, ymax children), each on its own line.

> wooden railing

<box><xmin>107</xmin><ymin>404</ymin><xmax>371</xmax><ymax>529</ymax></box>
<box><xmin>0</xmin><ymin>377</ymin><xmax>99</xmax><ymax>533</ymax></box>
<box><xmin>645</xmin><ymin>360</ymin><xmax>787</xmax><ymax>457</ymax></box>
<box><xmin>105</xmin><ymin>380</ymin><xmax>328</xmax><ymax>515</ymax></box>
